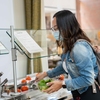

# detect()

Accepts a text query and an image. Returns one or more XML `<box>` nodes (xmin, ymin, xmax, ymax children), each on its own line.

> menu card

<box><xmin>14</xmin><ymin>31</ymin><xmax>43</xmax><ymax>53</ymax></box>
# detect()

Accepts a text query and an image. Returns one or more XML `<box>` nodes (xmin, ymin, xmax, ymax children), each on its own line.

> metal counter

<box><xmin>0</xmin><ymin>74</ymin><xmax>72</xmax><ymax>100</ymax></box>
<box><xmin>1</xmin><ymin>88</ymin><xmax>72</xmax><ymax>100</ymax></box>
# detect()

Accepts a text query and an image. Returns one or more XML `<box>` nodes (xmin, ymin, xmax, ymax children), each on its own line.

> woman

<box><xmin>35</xmin><ymin>10</ymin><xmax>100</xmax><ymax>100</ymax></box>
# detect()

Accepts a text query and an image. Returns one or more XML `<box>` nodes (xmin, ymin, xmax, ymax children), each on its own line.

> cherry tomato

<box><xmin>21</xmin><ymin>86</ymin><xmax>28</xmax><ymax>91</ymax></box>
<box><xmin>26</xmin><ymin>76</ymin><xmax>31</xmax><ymax>80</ymax></box>
<box><xmin>59</xmin><ymin>74</ymin><xmax>65</xmax><ymax>80</ymax></box>
<box><xmin>17</xmin><ymin>89</ymin><xmax>21</xmax><ymax>92</ymax></box>
<box><xmin>21</xmin><ymin>79</ymin><xmax>27</xmax><ymax>83</ymax></box>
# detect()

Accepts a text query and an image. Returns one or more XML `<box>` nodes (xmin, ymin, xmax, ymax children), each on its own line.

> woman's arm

<box><xmin>47</xmin><ymin>61</ymin><xmax>66</xmax><ymax>78</ymax></box>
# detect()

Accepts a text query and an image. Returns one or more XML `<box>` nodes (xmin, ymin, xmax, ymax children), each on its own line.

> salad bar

<box><xmin>0</xmin><ymin>73</ymin><xmax>72</xmax><ymax>100</ymax></box>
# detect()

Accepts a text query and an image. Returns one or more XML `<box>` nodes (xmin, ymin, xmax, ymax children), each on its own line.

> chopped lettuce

<box><xmin>38</xmin><ymin>79</ymin><xmax>52</xmax><ymax>91</ymax></box>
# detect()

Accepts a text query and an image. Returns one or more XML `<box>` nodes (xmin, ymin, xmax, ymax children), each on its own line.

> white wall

<box><xmin>0</xmin><ymin>0</ymin><xmax>14</xmax><ymax>81</ymax></box>
<box><xmin>44</xmin><ymin>0</ymin><xmax>76</xmax><ymax>13</ymax></box>
<box><xmin>41</xmin><ymin>0</ymin><xmax>49</xmax><ymax>72</ymax></box>
<box><xmin>13</xmin><ymin>0</ymin><xmax>25</xmax><ymax>29</ymax></box>
<box><xmin>0</xmin><ymin>0</ymin><xmax>14</xmax><ymax>28</ymax></box>
<box><xmin>0</xmin><ymin>0</ymin><xmax>27</xmax><ymax>81</ymax></box>
<box><xmin>13</xmin><ymin>0</ymin><xmax>27</xmax><ymax>78</ymax></box>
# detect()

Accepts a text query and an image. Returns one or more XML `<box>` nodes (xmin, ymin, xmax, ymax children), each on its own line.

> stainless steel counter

<box><xmin>1</xmin><ymin>88</ymin><xmax>72</xmax><ymax>100</ymax></box>
<box><xmin>0</xmin><ymin>74</ymin><xmax>72</xmax><ymax>100</ymax></box>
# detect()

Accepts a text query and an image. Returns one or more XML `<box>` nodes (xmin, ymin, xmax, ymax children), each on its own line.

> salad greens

<box><xmin>38</xmin><ymin>79</ymin><xmax>52</xmax><ymax>91</ymax></box>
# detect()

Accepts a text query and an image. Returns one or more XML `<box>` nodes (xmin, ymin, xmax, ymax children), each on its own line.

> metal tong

<box><xmin>8</xmin><ymin>79</ymin><xmax>36</xmax><ymax>89</ymax></box>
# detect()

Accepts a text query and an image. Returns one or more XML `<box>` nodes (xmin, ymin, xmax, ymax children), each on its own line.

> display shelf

<box><xmin>1</xmin><ymin>28</ymin><xmax>100</xmax><ymax>58</ymax></box>
<box><xmin>6</xmin><ymin>29</ymin><xmax>58</xmax><ymax>59</ymax></box>
<box><xmin>0</xmin><ymin>28</ymin><xmax>60</xmax><ymax>95</ymax></box>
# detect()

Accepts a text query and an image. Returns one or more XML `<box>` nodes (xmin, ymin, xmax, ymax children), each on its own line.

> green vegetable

<box><xmin>41</xmin><ymin>85</ymin><xmax>49</xmax><ymax>91</ymax></box>
<box><xmin>38</xmin><ymin>79</ymin><xmax>52</xmax><ymax>91</ymax></box>
<box><xmin>39</xmin><ymin>79</ymin><xmax>45</xmax><ymax>83</ymax></box>
<box><xmin>45</xmin><ymin>79</ymin><xmax>52</xmax><ymax>83</ymax></box>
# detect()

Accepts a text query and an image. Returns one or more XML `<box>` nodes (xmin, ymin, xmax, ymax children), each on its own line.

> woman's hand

<box><xmin>35</xmin><ymin>72</ymin><xmax>47</xmax><ymax>82</ymax></box>
<box><xmin>44</xmin><ymin>80</ymin><xmax>63</xmax><ymax>94</ymax></box>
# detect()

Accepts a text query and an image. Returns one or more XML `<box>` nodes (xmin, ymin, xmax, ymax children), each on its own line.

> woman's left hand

<box><xmin>44</xmin><ymin>80</ymin><xmax>63</xmax><ymax>94</ymax></box>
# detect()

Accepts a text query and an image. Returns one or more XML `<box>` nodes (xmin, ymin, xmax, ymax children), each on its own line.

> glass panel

<box><xmin>0</xmin><ymin>29</ymin><xmax>10</xmax><ymax>55</ymax></box>
<box><xmin>6</xmin><ymin>29</ymin><xmax>58</xmax><ymax>59</ymax></box>
<box><xmin>1</xmin><ymin>28</ymin><xmax>100</xmax><ymax>58</ymax></box>
<box><xmin>0</xmin><ymin>41</ymin><xmax>9</xmax><ymax>55</ymax></box>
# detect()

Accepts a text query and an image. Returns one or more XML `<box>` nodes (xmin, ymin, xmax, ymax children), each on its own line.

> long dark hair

<box><xmin>53</xmin><ymin>10</ymin><xmax>91</xmax><ymax>53</ymax></box>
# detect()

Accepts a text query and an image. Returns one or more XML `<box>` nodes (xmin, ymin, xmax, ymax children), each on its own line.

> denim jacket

<box><xmin>47</xmin><ymin>41</ymin><xmax>98</xmax><ymax>94</ymax></box>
